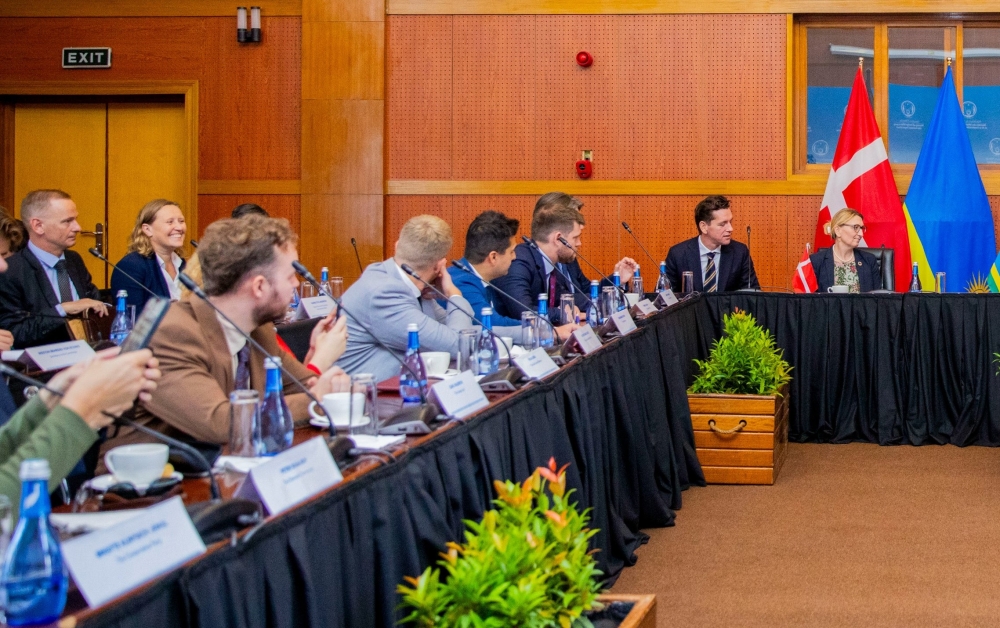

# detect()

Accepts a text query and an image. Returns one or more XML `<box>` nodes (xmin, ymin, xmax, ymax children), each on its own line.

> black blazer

<box><xmin>810</xmin><ymin>247</ymin><xmax>881</xmax><ymax>293</ymax></box>
<box><xmin>492</xmin><ymin>243</ymin><xmax>593</xmax><ymax>320</ymax></box>
<box><xmin>0</xmin><ymin>246</ymin><xmax>101</xmax><ymax>348</ymax></box>
<box><xmin>111</xmin><ymin>251</ymin><xmax>186</xmax><ymax>311</ymax></box>
<box><xmin>663</xmin><ymin>237</ymin><xmax>759</xmax><ymax>292</ymax></box>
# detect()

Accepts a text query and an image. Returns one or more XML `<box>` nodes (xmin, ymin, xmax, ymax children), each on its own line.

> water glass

<box><xmin>559</xmin><ymin>294</ymin><xmax>576</xmax><ymax>326</ymax></box>
<box><xmin>329</xmin><ymin>277</ymin><xmax>345</xmax><ymax>299</ymax></box>
<box><xmin>521</xmin><ymin>311</ymin><xmax>539</xmax><ymax>350</ymax></box>
<box><xmin>457</xmin><ymin>329</ymin><xmax>479</xmax><ymax>373</ymax></box>
<box><xmin>300</xmin><ymin>282</ymin><xmax>318</xmax><ymax>300</ymax></box>
<box><xmin>600</xmin><ymin>286</ymin><xmax>617</xmax><ymax>321</ymax></box>
<box><xmin>349</xmin><ymin>373</ymin><xmax>379</xmax><ymax>437</ymax></box>
<box><xmin>228</xmin><ymin>390</ymin><xmax>261</xmax><ymax>457</ymax></box>
<box><xmin>126</xmin><ymin>305</ymin><xmax>136</xmax><ymax>326</ymax></box>
<box><xmin>935</xmin><ymin>272</ymin><xmax>946</xmax><ymax>294</ymax></box>
<box><xmin>682</xmin><ymin>271</ymin><xmax>695</xmax><ymax>295</ymax></box>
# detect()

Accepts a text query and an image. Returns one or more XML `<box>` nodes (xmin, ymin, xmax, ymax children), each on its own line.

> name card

<box><xmin>432</xmin><ymin>370</ymin><xmax>490</xmax><ymax>418</ymax></box>
<box><xmin>235</xmin><ymin>437</ymin><xmax>342</xmax><ymax>515</ymax></box>
<box><xmin>610</xmin><ymin>309</ymin><xmax>637</xmax><ymax>335</ymax></box>
<box><xmin>572</xmin><ymin>325</ymin><xmax>603</xmax><ymax>355</ymax></box>
<box><xmin>23</xmin><ymin>340</ymin><xmax>94</xmax><ymax>371</ymax></box>
<box><xmin>62</xmin><ymin>496</ymin><xmax>205</xmax><ymax>608</ymax></box>
<box><xmin>512</xmin><ymin>347</ymin><xmax>560</xmax><ymax>380</ymax></box>
<box><xmin>633</xmin><ymin>299</ymin><xmax>659</xmax><ymax>316</ymax></box>
<box><xmin>655</xmin><ymin>290</ymin><xmax>679</xmax><ymax>308</ymax></box>
<box><xmin>296</xmin><ymin>295</ymin><xmax>336</xmax><ymax>320</ymax></box>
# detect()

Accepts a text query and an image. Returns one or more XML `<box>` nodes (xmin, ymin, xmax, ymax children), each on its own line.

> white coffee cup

<box><xmin>497</xmin><ymin>336</ymin><xmax>514</xmax><ymax>359</ymax></box>
<box><xmin>104</xmin><ymin>443</ymin><xmax>169</xmax><ymax>486</ymax></box>
<box><xmin>421</xmin><ymin>351</ymin><xmax>451</xmax><ymax>376</ymax></box>
<box><xmin>827</xmin><ymin>285</ymin><xmax>849</xmax><ymax>293</ymax></box>
<box><xmin>309</xmin><ymin>392</ymin><xmax>366</xmax><ymax>428</ymax></box>
<box><xmin>625</xmin><ymin>293</ymin><xmax>640</xmax><ymax>307</ymax></box>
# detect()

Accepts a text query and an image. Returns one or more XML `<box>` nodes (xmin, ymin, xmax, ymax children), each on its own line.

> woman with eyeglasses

<box><xmin>810</xmin><ymin>208</ymin><xmax>881</xmax><ymax>293</ymax></box>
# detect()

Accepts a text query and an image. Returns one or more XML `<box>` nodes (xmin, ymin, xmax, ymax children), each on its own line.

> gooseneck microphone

<box><xmin>556</xmin><ymin>236</ymin><xmax>628</xmax><ymax>298</ymax></box>
<box><xmin>89</xmin><ymin>248</ymin><xmax>160</xmax><ymax>300</ymax></box>
<box><xmin>740</xmin><ymin>225</ymin><xmax>760</xmax><ymax>292</ymax></box>
<box><xmin>350</xmin><ymin>238</ymin><xmax>364</xmax><ymax>274</ymax></box>
<box><xmin>621</xmin><ymin>221</ymin><xmax>658</xmax><ymax>269</ymax></box>
<box><xmin>190</xmin><ymin>239</ymin><xmax>199</xmax><ymax>249</ymax></box>
<box><xmin>520</xmin><ymin>236</ymin><xmax>596</xmax><ymax>312</ymax></box>
<box><xmin>449</xmin><ymin>260</ymin><xmax>558</xmax><ymax>333</ymax></box>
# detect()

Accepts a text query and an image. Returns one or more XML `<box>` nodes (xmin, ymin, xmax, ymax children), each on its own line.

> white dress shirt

<box><xmin>216</xmin><ymin>312</ymin><xmax>248</xmax><ymax>376</ymax></box>
<box><xmin>156</xmin><ymin>252</ymin><xmax>183</xmax><ymax>301</ymax></box>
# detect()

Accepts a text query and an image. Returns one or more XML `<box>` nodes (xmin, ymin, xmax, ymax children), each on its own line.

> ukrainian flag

<box><xmin>903</xmin><ymin>67</ymin><xmax>996</xmax><ymax>292</ymax></box>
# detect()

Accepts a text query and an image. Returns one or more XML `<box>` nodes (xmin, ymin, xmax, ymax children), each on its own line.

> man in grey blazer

<box><xmin>337</xmin><ymin>215</ymin><xmax>475</xmax><ymax>382</ymax></box>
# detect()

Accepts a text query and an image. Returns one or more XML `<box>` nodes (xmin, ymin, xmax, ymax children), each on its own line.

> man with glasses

<box><xmin>663</xmin><ymin>195</ymin><xmax>759</xmax><ymax>293</ymax></box>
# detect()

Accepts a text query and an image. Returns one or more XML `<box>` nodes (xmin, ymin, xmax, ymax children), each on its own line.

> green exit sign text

<box><xmin>62</xmin><ymin>48</ymin><xmax>112</xmax><ymax>69</ymax></box>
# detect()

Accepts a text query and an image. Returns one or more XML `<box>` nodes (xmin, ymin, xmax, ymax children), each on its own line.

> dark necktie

<box><xmin>53</xmin><ymin>260</ymin><xmax>73</xmax><ymax>303</ymax></box>
<box><xmin>548</xmin><ymin>270</ymin><xmax>557</xmax><ymax>307</ymax></box>
<box><xmin>234</xmin><ymin>344</ymin><xmax>251</xmax><ymax>390</ymax></box>
<box><xmin>704</xmin><ymin>252</ymin><xmax>718</xmax><ymax>293</ymax></box>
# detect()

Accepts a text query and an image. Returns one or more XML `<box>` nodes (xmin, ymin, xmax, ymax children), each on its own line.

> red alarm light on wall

<box><xmin>576</xmin><ymin>51</ymin><xmax>593</xmax><ymax>67</ymax></box>
<box><xmin>576</xmin><ymin>150</ymin><xmax>593</xmax><ymax>179</ymax></box>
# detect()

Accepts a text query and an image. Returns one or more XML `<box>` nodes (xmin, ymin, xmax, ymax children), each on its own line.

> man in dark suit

<box><xmin>0</xmin><ymin>190</ymin><xmax>107</xmax><ymax>348</ymax></box>
<box><xmin>494</xmin><ymin>199</ymin><xmax>638</xmax><ymax>322</ymax></box>
<box><xmin>663</xmin><ymin>195</ymin><xmax>759</xmax><ymax>293</ymax></box>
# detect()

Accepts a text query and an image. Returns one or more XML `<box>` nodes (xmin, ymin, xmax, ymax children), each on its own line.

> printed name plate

<box><xmin>62</xmin><ymin>496</ymin><xmax>206</xmax><ymax>608</ymax></box>
<box><xmin>512</xmin><ymin>347</ymin><xmax>560</xmax><ymax>379</ymax></box>
<box><xmin>572</xmin><ymin>325</ymin><xmax>603</xmax><ymax>354</ymax></box>
<box><xmin>655</xmin><ymin>290</ymin><xmax>679</xmax><ymax>308</ymax></box>
<box><xmin>235</xmin><ymin>437</ymin><xmax>342</xmax><ymax>515</ymax></box>
<box><xmin>432</xmin><ymin>370</ymin><xmax>490</xmax><ymax>418</ymax></box>
<box><xmin>297</xmin><ymin>295</ymin><xmax>336</xmax><ymax>320</ymax></box>
<box><xmin>24</xmin><ymin>340</ymin><xmax>95</xmax><ymax>371</ymax></box>
<box><xmin>610</xmin><ymin>309</ymin><xmax>638</xmax><ymax>335</ymax></box>
<box><xmin>633</xmin><ymin>299</ymin><xmax>659</xmax><ymax>316</ymax></box>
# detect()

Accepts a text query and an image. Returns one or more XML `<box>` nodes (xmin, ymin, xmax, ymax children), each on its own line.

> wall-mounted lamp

<box><xmin>237</xmin><ymin>7</ymin><xmax>248</xmax><ymax>43</ymax></box>
<box><xmin>250</xmin><ymin>7</ymin><xmax>261</xmax><ymax>42</ymax></box>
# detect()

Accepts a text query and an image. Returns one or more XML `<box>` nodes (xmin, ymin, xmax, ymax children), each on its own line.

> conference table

<box><xmin>69</xmin><ymin>291</ymin><xmax>1000</xmax><ymax>628</ymax></box>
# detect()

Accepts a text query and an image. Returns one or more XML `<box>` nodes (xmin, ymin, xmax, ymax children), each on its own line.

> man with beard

<box><xmin>493</xmin><ymin>200</ymin><xmax>638</xmax><ymax>322</ymax></box>
<box><xmin>102</xmin><ymin>215</ymin><xmax>349</xmax><ymax>450</ymax></box>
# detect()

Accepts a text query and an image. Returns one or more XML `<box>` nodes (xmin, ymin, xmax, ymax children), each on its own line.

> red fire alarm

<box><xmin>576</xmin><ymin>150</ymin><xmax>593</xmax><ymax>179</ymax></box>
<box><xmin>576</xmin><ymin>51</ymin><xmax>593</xmax><ymax>67</ymax></box>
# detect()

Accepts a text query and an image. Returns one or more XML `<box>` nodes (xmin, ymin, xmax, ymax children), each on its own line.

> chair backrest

<box><xmin>857</xmin><ymin>247</ymin><xmax>894</xmax><ymax>291</ymax></box>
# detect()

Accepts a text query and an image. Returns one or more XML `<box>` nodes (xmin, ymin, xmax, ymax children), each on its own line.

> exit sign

<box><xmin>62</xmin><ymin>48</ymin><xmax>112</xmax><ymax>69</ymax></box>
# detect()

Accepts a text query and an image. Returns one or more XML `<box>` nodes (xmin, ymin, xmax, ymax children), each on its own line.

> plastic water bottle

<box><xmin>109</xmin><ymin>290</ymin><xmax>132</xmax><ymax>346</ymax></box>
<box><xmin>612</xmin><ymin>272</ymin><xmax>625</xmax><ymax>311</ymax></box>
<box><xmin>535</xmin><ymin>295</ymin><xmax>555</xmax><ymax>349</ymax></box>
<box><xmin>399</xmin><ymin>323</ymin><xmax>426</xmax><ymax>402</ymax></box>
<box><xmin>909</xmin><ymin>263</ymin><xmax>921</xmax><ymax>292</ymax></box>
<box><xmin>587</xmin><ymin>280</ymin><xmax>601</xmax><ymax>326</ymax></box>
<box><xmin>287</xmin><ymin>286</ymin><xmax>301</xmax><ymax>321</ymax></box>
<box><xmin>259</xmin><ymin>357</ymin><xmax>293</xmax><ymax>455</ymax></box>
<box><xmin>631</xmin><ymin>266</ymin><xmax>643</xmax><ymax>296</ymax></box>
<box><xmin>1</xmin><ymin>459</ymin><xmax>68</xmax><ymax>626</ymax></box>
<box><xmin>320</xmin><ymin>266</ymin><xmax>331</xmax><ymax>296</ymax></box>
<box><xmin>655</xmin><ymin>262</ymin><xmax>671</xmax><ymax>294</ymax></box>
<box><xmin>477</xmin><ymin>308</ymin><xmax>500</xmax><ymax>375</ymax></box>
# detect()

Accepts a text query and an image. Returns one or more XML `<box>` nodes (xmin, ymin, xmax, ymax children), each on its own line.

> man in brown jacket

<box><xmin>103</xmin><ymin>215</ymin><xmax>349</xmax><ymax>451</ymax></box>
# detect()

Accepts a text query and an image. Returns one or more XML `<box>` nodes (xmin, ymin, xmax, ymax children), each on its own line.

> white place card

<box><xmin>633</xmin><ymin>299</ymin><xmax>659</xmax><ymax>316</ymax></box>
<box><xmin>23</xmin><ymin>340</ymin><xmax>94</xmax><ymax>371</ymax></box>
<box><xmin>572</xmin><ymin>325</ymin><xmax>603</xmax><ymax>355</ymax></box>
<box><xmin>296</xmin><ymin>295</ymin><xmax>336</xmax><ymax>320</ymax></box>
<box><xmin>610</xmin><ymin>309</ymin><xmax>638</xmax><ymax>335</ymax></box>
<box><xmin>655</xmin><ymin>290</ymin><xmax>679</xmax><ymax>308</ymax></box>
<box><xmin>512</xmin><ymin>347</ymin><xmax>560</xmax><ymax>380</ymax></box>
<box><xmin>62</xmin><ymin>496</ymin><xmax>206</xmax><ymax>609</ymax></box>
<box><xmin>432</xmin><ymin>370</ymin><xmax>490</xmax><ymax>418</ymax></box>
<box><xmin>235</xmin><ymin>437</ymin><xmax>343</xmax><ymax>515</ymax></box>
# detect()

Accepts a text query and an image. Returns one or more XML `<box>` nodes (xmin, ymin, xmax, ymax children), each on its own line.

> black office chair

<box><xmin>857</xmin><ymin>247</ymin><xmax>894</xmax><ymax>291</ymax></box>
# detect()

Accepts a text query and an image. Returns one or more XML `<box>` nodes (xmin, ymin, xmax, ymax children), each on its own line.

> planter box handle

<box><xmin>707</xmin><ymin>419</ymin><xmax>747</xmax><ymax>435</ymax></box>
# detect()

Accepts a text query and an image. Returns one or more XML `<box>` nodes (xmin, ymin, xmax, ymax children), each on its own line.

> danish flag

<box><xmin>814</xmin><ymin>67</ymin><xmax>910</xmax><ymax>290</ymax></box>
<box><xmin>792</xmin><ymin>246</ymin><xmax>818</xmax><ymax>293</ymax></box>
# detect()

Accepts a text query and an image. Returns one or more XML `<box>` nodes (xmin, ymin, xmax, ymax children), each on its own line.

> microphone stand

<box><xmin>449</xmin><ymin>260</ymin><xmax>559</xmax><ymax>334</ymax></box>
<box><xmin>190</xmin><ymin>239</ymin><xmax>199</xmax><ymax>249</ymax></box>
<box><xmin>519</xmin><ymin>236</ymin><xmax>597</xmax><ymax>313</ymax></box>
<box><xmin>350</xmin><ymin>238</ymin><xmax>364</xmax><ymax>274</ymax></box>
<box><xmin>621</xmin><ymin>221</ymin><xmax>659</xmax><ymax>269</ymax></box>
<box><xmin>556</xmin><ymin>236</ymin><xmax>628</xmax><ymax>299</ymax></box>
<box><xmin>89</xmin><ymin>248</ymin><xmax>160</xmax><ymax>300</ymax></box>
<box><xmin>738</xmin><ymin>225</ymin><xmax>760</xmax><ymax>292</ymax></box>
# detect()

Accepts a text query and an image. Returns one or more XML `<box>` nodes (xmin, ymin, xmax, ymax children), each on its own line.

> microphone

<box><xmin>350</xmin><ymin>238</ymin><xmax>364</xmax><ymax>274</ymax></box>
<box><xmin>89</xmin><ymin>248</ymin><xmax>160</xmax><ymax>300</ymax></box>
<box><xmin>871</xmin><ymin>243</ymin><xmax>890</xmax><ymax>293</ymax></box>
<box><xmin>520</xmin><ymin>236</ymin><xmax>596</xmax><ymax>312</ymax></box>
<box><xmin>556</xmin><ymin>236</ymin><xmax>627</xmax><ymax>299</ymax></box>
<box><xmin>621</xmin><ymin>221</ymin><xmax>658</xmax><ymax>269</ymax></box>
<box><xmin>450</xmin><ymin>260</ymin><xmax>558</xmax><ymax>333</ymax></box>
<box><xmin>292</xmin><ymin>261</ymin><xmax>440</xmax><ymax>432</ymax></box>
<box><xmin>739</xmin><ymin>225</ymin><xmax>760</xmax><ymax>292</ymax></box>
<box><xmin>190</xmin><ymin>239</ymin><xmax>199</xmax><ymax>249</ymax></box>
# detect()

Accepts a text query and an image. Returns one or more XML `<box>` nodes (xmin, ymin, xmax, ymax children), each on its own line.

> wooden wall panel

<box><xmin>197</xmin><ymin>194</ymin><xmax>302</xmax><ymax>236</ymax></box>
<box><xmin>301</xmin><ymin>99</ymin><xmax>383</xmax><ymax>195</ymax></box>
<box><xmin>303</xmin><ymin>21</ymin><xmax>383</xmax><ymax>100</ymax></box>
<box><xmin>386</xmin><ymin>16</ymin><xmax>453</xmax><ymax>179</ymax></box>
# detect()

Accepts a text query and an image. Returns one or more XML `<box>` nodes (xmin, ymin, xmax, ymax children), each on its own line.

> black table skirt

<box><xmin>82</xmin><ymin>299</ymin><xmax>705</xmax><ymax>628</ymax></box>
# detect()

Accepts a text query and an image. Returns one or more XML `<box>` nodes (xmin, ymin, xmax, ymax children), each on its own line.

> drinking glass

<box><xmin>521</xmin><ymin>311</ymin><xmax>538</xmax><ymax>350</ymax></box>
<box><xmin>682</xmin><ymin>271</ymin><xmax>695</xmax><ymax>295</ymax></box>
<box><xmin>600</xmin><ymin>287</ymin><xmax>616</xmax><ymax>321</ymax></box>
<box><xmin>329</xmin><ymin>277</ymin><xmax>345</xmax><ymax>299</ymax></box>
<box><xmin>349</xmin><ymin>373</ymin><xmax>379</xmax><ymax>437</ymax></box>
<box><xmin>559</xmin><ymin>294</ymin><xmax>576</xmax><ymax>326</ymax></box>
<box><xmin>126</xmin><ymin>305</ymin><xmax>136</xmax><ymax>327</ymax></box>
<box><xmin>300</xmin><ymin>282</ymin><xmax>318</xmax><ymax>300</ymax></box>
<box><xmin>935</xmin><ymin>272</ymin><xmax>946</xmax><ymax>294</ymax></box>
<box><xmin>228</xmin><ymin>390</ymin><xmax>261</xmax><ymax>457</ymax></box>
<box><xmin>457</xmin><ymin>329</ymin><xmax>479</xmax><ymax>373</ymax></box>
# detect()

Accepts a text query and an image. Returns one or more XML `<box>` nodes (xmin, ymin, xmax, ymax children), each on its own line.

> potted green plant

<box><xmin>688</xmin><ymin>309</ymin><xmax>792</xmax><ymax>485</ymax></box>
<box><xmin>397</xmin><ymin>459</ymin><xmax>656</xmax><ymax>627</ymax></box>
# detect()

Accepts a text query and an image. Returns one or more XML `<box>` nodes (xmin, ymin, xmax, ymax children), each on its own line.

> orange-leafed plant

<box><xmin>397</xmin><ymin>458</ymin><xmax>602</xmax><ymax>628</ymax></box>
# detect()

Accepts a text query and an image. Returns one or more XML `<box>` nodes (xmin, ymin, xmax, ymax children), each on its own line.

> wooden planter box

<box><xmin>596</xmin><ymin>594</ymin><xmax>656</xmax><ymax>628</ymax></box>
<box><xmin>688</xmin><ymin>383</ymin><xmax>789</xmax><ymax>485</ymax></box>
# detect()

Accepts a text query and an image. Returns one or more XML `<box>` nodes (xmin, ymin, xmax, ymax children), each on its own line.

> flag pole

<box><xmin>858</xmin><ymin>57</ymin><xmax>863</xmax><ymax>68</ymax></box>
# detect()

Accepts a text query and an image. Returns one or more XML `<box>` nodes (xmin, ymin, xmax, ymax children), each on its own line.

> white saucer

<box><xmin>309</xmin><ymin>414</ymin><xmax>372</xmax><ymax>429</ymax></box>
<box><xmin>87</xmin><ymin>471</ymin><xmax>183</xmax><ymax>492</ymax></box>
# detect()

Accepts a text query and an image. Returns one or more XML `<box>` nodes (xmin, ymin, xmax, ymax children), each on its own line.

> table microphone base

<box><xmin>379</xmin><ymin>403</ymin><xmax>439</xmax><ymax>435</ymax></box>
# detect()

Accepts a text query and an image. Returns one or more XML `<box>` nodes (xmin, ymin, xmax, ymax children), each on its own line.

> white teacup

<box><xmin>497</xmin><ymin>336</ymin><xmax>514</xmax><ymax>359</ymax></box>
<box><xmin>827</xmin><ymin>285</ymin><xmax>849</xmax><ymax>294</ymax></box>
<box><xmin>104</xmin><ymin>443</ymin><xmax>169</xmax><ymax>486</ymax></box>
<box><xmin>309</xmin><ymin>392</ymin><xmax>366</xmax><ymax>428</ymax></box>
<box><xmin>422</xmin><ymin>351</ymin><xmax>451</xmax><ymax>377</ymax></box>
<box><xmin>625</xmin><ymin>293</ymin><xmax>640</xmax><ymax>307</ymax></box>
